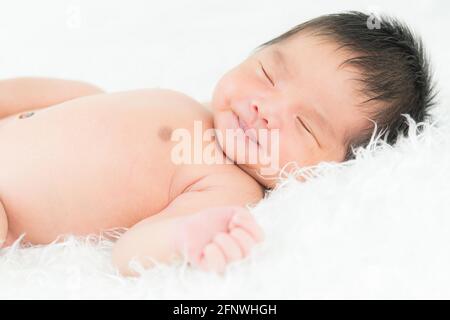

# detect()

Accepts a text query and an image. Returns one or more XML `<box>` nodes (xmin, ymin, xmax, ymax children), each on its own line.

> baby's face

<box><xmin>211</xmin><ymin>33</ymin><xmax>370</xmax><ymax>188</ymax></box>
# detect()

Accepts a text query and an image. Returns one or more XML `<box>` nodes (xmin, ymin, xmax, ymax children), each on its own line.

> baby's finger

<box><xmin>213</xmin><ymin>232</ymin><xmax>243</xmax><ymax>263</ymax></box>
<box><xmin>229</xmin><ymin>227</ymin><xmax>256</xmax><ymax>257</ymax></box>
<box><xmin>229</xmin><ymin>212</ymin><xmax>265</xmax><ymax>243</ymax></box>
<box><xmin>199</xmin><ymin>243</ymin><xmax>226</xmax><ymax>274</ymax></box>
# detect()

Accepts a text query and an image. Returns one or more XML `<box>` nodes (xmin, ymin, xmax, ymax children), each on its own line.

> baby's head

<box><xmin>211</xmin><ymin>11</ymin><xmax>435</xmax><ymax>188</ymax></box>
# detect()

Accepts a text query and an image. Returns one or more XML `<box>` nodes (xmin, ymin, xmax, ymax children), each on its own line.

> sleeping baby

<box><xmin>0</xmin><ymin>12</ymin><xmax>434</xmax><ymax>276</ymax></box>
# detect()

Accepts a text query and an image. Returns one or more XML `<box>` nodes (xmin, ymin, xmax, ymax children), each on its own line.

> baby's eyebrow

<box><xmin>271</xmin><ymin>49</ymin><xmax>290</xmax><ymax>77</ymax></box>
<box><xmin>271</xmin><ymin>48</ymin><xmax>338</xmax><ymax>146</ymax></box>
<box><xmin>307</xmin><ymin>106</ymin><xmax>335</xmax><ymax>144</ymax></box>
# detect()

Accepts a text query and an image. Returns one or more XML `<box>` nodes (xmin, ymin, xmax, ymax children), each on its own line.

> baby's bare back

<box><xmin>0</xmin><ymin>88</ymin><xmax>226</xmax><ymax>244</ymax></box>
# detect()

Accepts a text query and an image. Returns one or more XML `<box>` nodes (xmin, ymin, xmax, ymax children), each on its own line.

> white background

<box><xmin>0</xmin><ymin>0</ymin><xmax>448</xmax><ymax>105</ymax></box>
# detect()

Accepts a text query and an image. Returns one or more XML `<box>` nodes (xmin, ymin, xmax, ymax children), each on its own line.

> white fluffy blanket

<box><xmin>1</xmin><ymin>0</ymin><xmax>449</xmax><ymax>299</ymax></box>
<box><xmin>2</xmin><ymin>113</ymin><xmax>450</xmax><ymax>299</ymax></box>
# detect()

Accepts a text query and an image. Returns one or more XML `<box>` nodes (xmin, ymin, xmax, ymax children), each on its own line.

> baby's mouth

<box><xmin>236</xmin><ymin>114</ymin><xmax>259</xmax><ymax>146</ymax></box>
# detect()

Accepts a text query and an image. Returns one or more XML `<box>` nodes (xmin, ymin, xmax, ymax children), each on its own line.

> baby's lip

<box><xmin>238</xmin><ymin>116</ymin><xmax>249</xmax><ymax>131</ymax></box>
<box><xmin>235</xmin><ymin>113</ymin><xmax>259</xmax><ymax>146</ymax></box>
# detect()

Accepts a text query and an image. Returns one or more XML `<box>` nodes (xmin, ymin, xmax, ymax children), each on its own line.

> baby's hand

<box><xmin>173</xmin><ymin>206</ymin><xmax>264</xmax><ymax>274</ymax></box>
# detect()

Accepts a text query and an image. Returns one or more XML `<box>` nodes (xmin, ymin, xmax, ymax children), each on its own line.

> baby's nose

<box><xmin>251</xmin><ymin>103</ymin><xmax>273</xmax><ymax>129</ymax></box>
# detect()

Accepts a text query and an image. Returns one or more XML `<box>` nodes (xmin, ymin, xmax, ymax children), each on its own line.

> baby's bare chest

<box><xmin>0</xmin><ymin>89</ymin><xmax>216</xmax><ymax>243</ymax></box>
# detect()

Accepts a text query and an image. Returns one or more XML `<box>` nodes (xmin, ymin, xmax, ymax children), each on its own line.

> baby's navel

<box><xmin>158</xmin><ymin>126</ymin><xmax>172</xmax><ymax>141</ymax></box>
<box><xmin>18</xmin><ymin>111</ymin><xmax>35</xmax><ymax>119</ymax></box>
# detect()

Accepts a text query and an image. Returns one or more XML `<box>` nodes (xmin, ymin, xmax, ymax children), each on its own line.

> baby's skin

<box><xmin>0</xmin><ymin>80</ymin><xmax>265</xmax><ymax>275</ymax></box>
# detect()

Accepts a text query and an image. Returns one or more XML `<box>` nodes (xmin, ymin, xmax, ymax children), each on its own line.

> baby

<box><xmin>0</xmin><ymin>12</ymin><xmax>434</xmax><ymax>276</ymax></box>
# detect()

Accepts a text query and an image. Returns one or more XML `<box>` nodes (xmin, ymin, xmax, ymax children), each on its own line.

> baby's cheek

<box><xmin>212</xmin><ymin>77</ymin><xmax>233</xmax><ymax>110</ymax></box>
<box><xmin>277</xmin><ymin>138</ymin><xmax>310</xmax><ymax>168</ymax></box>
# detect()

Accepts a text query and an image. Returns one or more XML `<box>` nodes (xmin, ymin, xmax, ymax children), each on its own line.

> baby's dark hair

<box><xmin>255</xmin><ymin>11</ymin><xmax>436</xmax><ymax>160</ymax></box>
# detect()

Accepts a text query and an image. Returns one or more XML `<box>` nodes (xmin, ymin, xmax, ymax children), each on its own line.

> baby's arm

<box><xmin>0</xmin><ymin>77</ymin><xmax>104</xmax><ymax>119</ymax></box>
<box><xmin>112</xmin><ymin>173</ymin><xmax>264</xmax><ymax>276</ymax></box>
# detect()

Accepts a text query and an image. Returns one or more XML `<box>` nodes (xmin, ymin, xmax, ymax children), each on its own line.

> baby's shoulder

<box><xmin>210</xmin><ymin>166</ymin><xmax>266</xmax><ymax>202</ymax></box>
<box><xmin>172</xmin><ymin>163</ymin><xmax>265</xmax><ymax>206</ymax></box>
<box><xmin>140</xmin><ymin>88</ymin><xmax>213</xmax><ymax>129</ymax></box>
<box><xmin>138</xmin><ymin>88</ymin><xmax>209</xmax><ymax>116</ymax></box>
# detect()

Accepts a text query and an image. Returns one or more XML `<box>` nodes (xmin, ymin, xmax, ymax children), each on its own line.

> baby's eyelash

<box><xmin>296</xmin><ymin>116</ymin><xmax>312</xmax><ymax>134</ymax></box>
<box><xmin>259</xmin><ymin>61</ymin><xmax>274</xmax><ymax>86</ymax></box>
<box><xmin>297</xmin><ymin>116</ymin><xmax>320</xmax><ymax>147</ymax></box>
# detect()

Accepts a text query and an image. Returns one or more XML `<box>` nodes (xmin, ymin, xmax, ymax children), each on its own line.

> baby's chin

<box><xmin>212</xmin><ymin>120</ymin><xmax>277</xmax><ymax>189</ymax></box>
<box><xmin>236</xmin><ymin>163</ymin><xmax>280</xmax><ymax>189</ymax></box>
